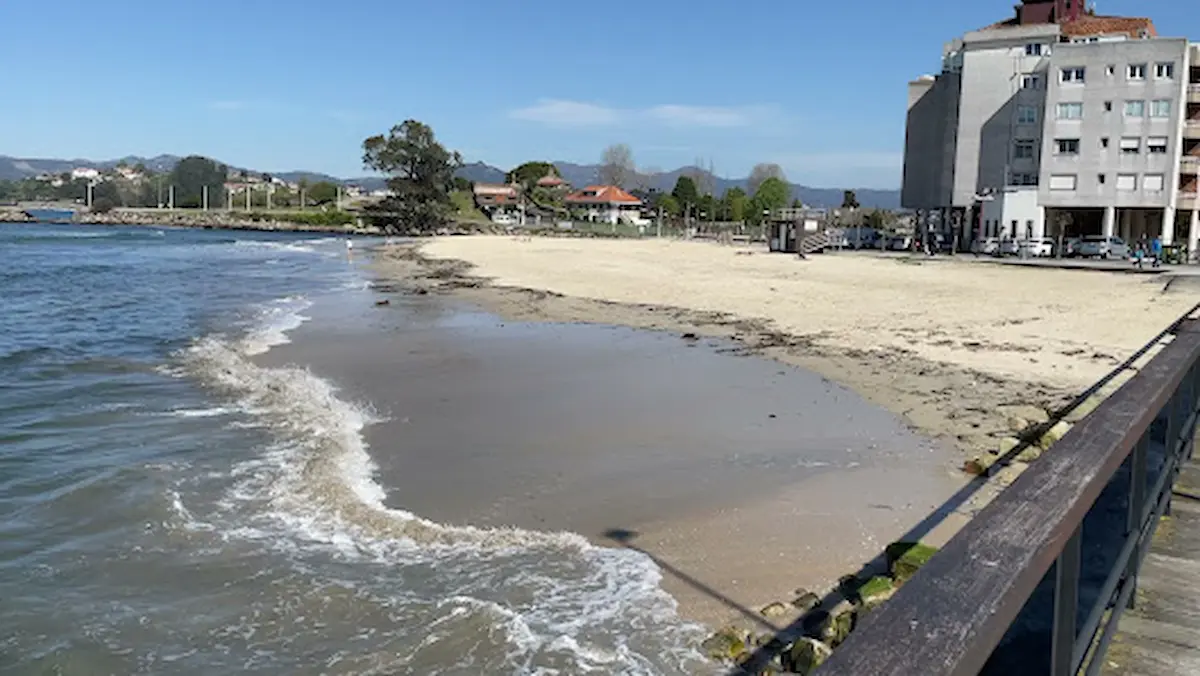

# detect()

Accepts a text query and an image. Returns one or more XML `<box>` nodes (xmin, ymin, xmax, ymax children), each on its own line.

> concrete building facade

<box><xmin>903</xmin><ymin>0</ymin><xmax>1200</xmax><ymax>256</ymax></box>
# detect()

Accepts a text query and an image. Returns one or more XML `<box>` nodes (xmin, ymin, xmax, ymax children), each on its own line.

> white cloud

<box><xmin>509</xmin><ymin>100</ymin><xmax>773</xmax><ymax>129</ymax></box>
<box><xmin>645</xmin><ymin>104</ymin><xmax>764</xmax><ymax>128</ymax></box>
<box><xmin>509</xmin><ymin>99</ymin><xmax>623</xmax><ymax>127</ymax></box>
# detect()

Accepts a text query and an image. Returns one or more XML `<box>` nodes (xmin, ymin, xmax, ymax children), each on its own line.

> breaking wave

<box><xmin>174</xmin><ymin>295</ymin><xmax>709</xmax><ymax>674</ymax></box>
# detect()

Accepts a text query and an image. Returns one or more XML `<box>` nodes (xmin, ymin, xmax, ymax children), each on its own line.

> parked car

<box><xmin>999</xmin><ymin>239</ymin><xmax>1021</xmax><ymax>256</ymax></box>
<box><xmin>1075</xmin><ymin>236</ymin><xmax>1129</xmax><ymax>259</ymax></box>
<box><xmin>491</xmin><ymin>212</ymin><xmax>517</xmax><ymax>226</ymax></box>
<box><xmin>1019</xmin><ymin>238</ymin><xmax>1056</xmax><ymax>257</ymax></box>
<box><xmin>1062</xmin><ymin>237</ymin><xmax>1082</xmax><ymax>257</ymax></box>
<box><xmin>971</xmin><ymin>237</ymin><xmax>1001</xmax><ymax>255</ymax></box>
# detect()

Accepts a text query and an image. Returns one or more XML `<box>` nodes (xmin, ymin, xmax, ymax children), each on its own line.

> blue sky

<box><xmin>0</xmin><ymin>0</ymin><xmax>1190</xmax><ymax>188</ymax></box>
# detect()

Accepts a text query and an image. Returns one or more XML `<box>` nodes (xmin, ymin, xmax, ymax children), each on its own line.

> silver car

<box><xmin>1075</xmin><ymin>236</ymin><xmax>1129</xmax><ymax>259</ymax></box>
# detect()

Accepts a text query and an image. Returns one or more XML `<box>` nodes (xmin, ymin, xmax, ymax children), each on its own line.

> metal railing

<box><xmin>818</xmin><ymin>308</ymin><xmax>1200</xmax><ymax>676</ymax></box>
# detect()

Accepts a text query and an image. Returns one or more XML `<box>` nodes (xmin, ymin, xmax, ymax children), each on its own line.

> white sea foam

<box><xmin>164</xmin><ymin>406</ymin><xmax>239</xmax><ymax>418</ymax></box>
<box><xmin>173</xmin><ymin>294</ymin><xmax>710</xmax><ymax>673</ymax></box>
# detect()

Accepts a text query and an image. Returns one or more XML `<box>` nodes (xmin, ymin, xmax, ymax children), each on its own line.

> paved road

<box><xmin>836</xmin><ymin>249</ymin><xmax>1200</xmax><ymax>277</ymax></box>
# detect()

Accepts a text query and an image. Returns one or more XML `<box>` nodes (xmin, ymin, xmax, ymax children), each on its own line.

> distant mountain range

<box><xmin>0</xmin><ymin>154</ymin><xmax>901</xmax><ymax>209</ymax></box>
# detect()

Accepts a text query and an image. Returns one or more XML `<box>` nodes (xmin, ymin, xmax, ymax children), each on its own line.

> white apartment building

<box><xmin>903</xmin><ymin>0</ymin><xmax>1200</xmax><ymax>254</ymax></box>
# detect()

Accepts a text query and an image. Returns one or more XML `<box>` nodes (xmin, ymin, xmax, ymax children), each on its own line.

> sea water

<box><xmin>0</xmin><ymin>223</ymin><xmax>707</xmax><ymax>675</ymax></box>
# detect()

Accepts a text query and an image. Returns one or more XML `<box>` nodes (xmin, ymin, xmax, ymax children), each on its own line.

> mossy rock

<box><xmin>791</xmin><ymin>591</ymin><xmax>821</xmax><ymax>612</ymax></box>
<box><xmin>1016</xmin><ymin>444</ymin><xmax>1043</xmax><ymax>462</ymax></box>
<box><xmin>819</xmin><ymin>604</ymin><xmax>857</xmax><ymax>646</ymax></box>
<box><xmin>760</xmin><ymin>602</ymin><xmax>790</xmax><ymax>618</ymax></box>
<box><xmin>963</xmin><ymin>455</ymin><xmax>997</xmax><ymax>476</ymax></box>
<box><xmin>701</xmin><ymin>627</ymin><xmax>747</xmax><ymax>662</ymax></box>
<box><xmin>1006</xmin><ymin>416</ymin><xmax>1029</xmax><ymax>433</ymax></box>
<box><xmin>1065</xmin><ymin>395</ymin><xmax>1105</xmax><ymax>423</ymax></box>
<box><xmin>786</xmin><ymin>637</ymin><xmax>833</xmax><ymax>675</ymax></box>
<box><xmin>889</xmin><ymin>542</ymin><xmax>939</xmax><ymax>583</ymax></box>
<box><xmin>997</xmin><ymin>436</ymin><xmax>1021</xmax><ymax>456</ymax></box>
<box><xmin>857</xmin><ymin>575</ymin><xmax>896</xmax><ymax>610</ymax></box>
<box><xmin>1037</xmin><ymin>420</ymin><xmax>1073</xmax><ymax>451</ymax></box>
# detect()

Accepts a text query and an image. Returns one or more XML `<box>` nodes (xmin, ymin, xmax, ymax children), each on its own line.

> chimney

<box><xmin>1056</xmin><ymin>0</ymin><xmax>1084</xmax><ymax>23</ymax></box>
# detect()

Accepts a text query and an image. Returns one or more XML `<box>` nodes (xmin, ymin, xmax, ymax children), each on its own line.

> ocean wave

<box><xmin>173</xmin><ymin>297</ymin><xmax>709</xmax><ymax>674</ymax></box>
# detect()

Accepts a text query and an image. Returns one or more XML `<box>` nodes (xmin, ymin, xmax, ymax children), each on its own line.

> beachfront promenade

<box><xmin>812</xmin><ymin>310</ymin><xmax>1200</xmax><ymax>675</ymax></box>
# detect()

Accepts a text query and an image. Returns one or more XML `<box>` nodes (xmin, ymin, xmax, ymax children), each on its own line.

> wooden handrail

<box><xmin>817</xmin><ymin>318</ymin><xmax>1200</xmax><ymax>676</ymax></box>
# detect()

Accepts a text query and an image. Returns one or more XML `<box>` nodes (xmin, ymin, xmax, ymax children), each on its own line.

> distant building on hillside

<box><xmin>563</xmin><ymin>185</ymin><xmax>643</xmax><ymax>225</ymax></box>
<box><xmin>473</xmin><ymin>183</ymin><xmax>520</xmax><ymax>210</ymax></box>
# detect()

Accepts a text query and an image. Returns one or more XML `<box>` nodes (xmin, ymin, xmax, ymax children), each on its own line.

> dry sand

<box><xmin>370</xmin><ymin>237</ymin><xmax>1197</xmax><ymax>630</ymax></box>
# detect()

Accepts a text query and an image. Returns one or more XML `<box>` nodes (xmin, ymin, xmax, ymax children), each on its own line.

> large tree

<box><xmin>308</xmin><ymin>181</ymin><xmax>339</xmax><ymax>206</ymax></box>
<box><xmin>722</xmin><ymin>186</ymin><xmax>748</xmax><ymax>222</ymax></box>
<box><xmin>169</xmin><ymin>156</ymin><xmax>227</xmax><ymax>208</ymax></box>
<box><xmin>747</xmin><ymin>163</ymin><xmax>787</xmax><ymax>197</ymax></box>
<box><xmin>842</xmin><ymin>189</ymin><xmax>860</xmax><ymax>210</ymax></box>
<box><xmin>671</xmin><ymin>175</ymin><xmax>699</xmax><ymax>211</ymax></box>
<box><xmin>754</xmin><ymin>176</ymin><xmax>791</xmax><ymax>214</ymax></box>
<box><xmin>507</xmin><ymin>161</ymin><xmax>557</xmax><ymax>189</ymax></box>
<box><xmin>599</xmin><ymin>143</ymin><xmax>634</xmax><ymax>187</ymax></box>
<box><xmin>362</xmin><ymin>120</ymin><xmax>462</xmax><ymax>231</ymax></box>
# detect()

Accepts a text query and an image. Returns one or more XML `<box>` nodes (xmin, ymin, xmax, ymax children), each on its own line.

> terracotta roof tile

<box><xmin>563</xmin><ymin>185</ymin><xmax>642</xmax><ymax>205</ymax></box>
<box><xmin>1061</xmin><ymin>16</ymin><xmax>1156</xmax><ymax>38</ymax></box>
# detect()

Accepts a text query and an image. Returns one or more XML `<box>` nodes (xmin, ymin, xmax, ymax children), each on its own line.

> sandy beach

<box><xmin>365</xmin><ymin>237</ymin><xmax>1197</xmax><ymax>637</ymax></box>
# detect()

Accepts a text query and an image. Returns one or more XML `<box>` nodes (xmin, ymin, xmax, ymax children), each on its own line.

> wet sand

<box><xmin>260</xmin><ymin>289</ymin><xmax>964</xmax><ymax>626</ymax></box>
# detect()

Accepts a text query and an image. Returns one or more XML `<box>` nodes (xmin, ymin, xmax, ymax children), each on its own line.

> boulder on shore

<box><xmin>701</xmin><ymin>626</ymin><xmax>748</xmax><ymax>662</ymax></box>
<box><xmin>887</xmin><ymin>541</ymin><xmax>940</xmax><ymax>583</ymax></box>
<box><xmin>786</xmin><ymin>638</ymin><xmax>833</xmax><ymax>675</ymax></box>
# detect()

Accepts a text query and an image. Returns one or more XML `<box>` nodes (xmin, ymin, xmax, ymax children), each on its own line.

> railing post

<box><xmin>1052</xmin><ymin>526</ymin><xmax>1083</xmax><ymax>676</ymax></box>
<box><xmin>1126</xmin><ymin>433</ymin><xmax>1149</xmax><ymax>610</ymax></box>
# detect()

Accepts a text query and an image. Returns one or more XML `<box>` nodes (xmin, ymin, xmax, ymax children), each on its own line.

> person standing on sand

<box><xmin>1152</xmin><ymin>235</ymin><xmax>1163</xmax><ymax>268</ymax></box>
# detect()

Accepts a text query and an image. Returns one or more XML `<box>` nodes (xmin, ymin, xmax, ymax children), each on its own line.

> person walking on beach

<box><xmin>1152</xmin><ymin>235</ymin><xmax>1163</xmax><ymax>268</ymax></box>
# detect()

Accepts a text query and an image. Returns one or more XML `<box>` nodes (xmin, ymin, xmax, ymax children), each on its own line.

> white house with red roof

<box><xmin>563</xmin><ymin>185</ymin><xmax>643</xmax><ymax>225</ymax></box>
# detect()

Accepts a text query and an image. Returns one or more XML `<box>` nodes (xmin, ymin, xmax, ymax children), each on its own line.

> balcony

<box><xmin>1180</xmin><ymin>191</ymin><xmax>1198</xmax><ymax>209</ymax></box>
<box><xmin>1187</xmin><ymin>119</ymin><xmax>1200</xmax><ymax>139</ymax></box>
<box><xmin>1190</xmin><ymin>84</ymin><xmax>1200</xmax><ymax>105</ymax></box>
<box><xmin>1183</xmin><ymin>156</ymin><xmax>1200</xmax><ymax>175</ymax></box>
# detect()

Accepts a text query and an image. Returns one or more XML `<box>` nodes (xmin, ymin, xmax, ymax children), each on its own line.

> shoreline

<box><xmin>366</xmin><ymin>237</ymin><xmax>1197</xmax><ymax>667</ymax></box>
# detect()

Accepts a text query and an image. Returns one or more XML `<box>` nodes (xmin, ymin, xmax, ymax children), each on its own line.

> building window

<box><xmin>1049</xmin><ymin>175</ymin><xmax>1077</xmax><ymax>191</ymax></box>
<box><xmin>1022</xmin><ymin>74</ymin><xmax>1043</xmax><ymax>90</ymax></box>
<box><xmin>1124</xmin><ymin>100</ymin><xmax>1145</xmax><ymax>117</ymax></box>
<box><xmin>1011</xmin><ymin>172</ymin><xmax>1039</xmax><ymax>186</ymax></box>
<box><xmin>1101</xmin><ymin>137</ymin><xmax>1110</xmax><ymax>148</ymax></box>
<box><xmin>1104</xmin><ymin>101</ymin><xmax>1113</xmax><ymax>112</ymax></box>
<box><xmin>1120</xmin><ymin>138</ymin><xmax>1141</xmax><ymax>154</ymax></box>
<box><xmin>1017</xmin><ymin>105</ymin><xmax>1038</xmax><ymax>124</ymax></box>
<box><xmin>1099</xmin><ymin>173</ymin><xmax>1107</xmax><ymax>185</ymax></box>
<box><xmin>1061</xmin><ymin>67</ymin><xmax>1086</xmax><ymax>83</ymax></box>
<box><xmin>1014</xmin><ymin>139</ymin><xmax>1037</xmax><ymax>159</ymax></box>
<box><xmin>1056</xmin><ymin>139</ymin><xmax>1080</xmax><ymax>155</ymax></box>
<box><xmin>1116</xmin><ymin>174</ymin><xmax>1137</xmax><ymax>191</ymax></box>
<box><xmin>1106</xmin><ymin>65</ymin><xmax>1116</xmax><ymax>76</ymax></box>
<box><xmin>1128</xmin><ymin>64</ymin><xmax>1147</xmax><ymax>80</ymax></box>
<box><xmin>1148</xmin><ymin>137</ymin><xmax>1168</xmax><ymax>153</ymax></box>
<box><xmin>1150</xmin><ymin>100</ymin><xmax>1171</xmax><ymax>117</ymax></box>
<box><xmin>1025</xmin><ymin>43</ymin><xmax>1044</xmax><ymax>56</ymax></box>
<box><xmin>1056</xmin><ymin>102</ymin><xmax>1084</xmax><ymax>119</ymax></box>
<box><xmin>1155</xmin><ymin>62</ymin><xmax>1175</xmax><ymax>80</ymax></box>
<box><xmin>1144</xmin><ymin>174</ymin><xmax>1165</xmax><ymax>192</ymax></box>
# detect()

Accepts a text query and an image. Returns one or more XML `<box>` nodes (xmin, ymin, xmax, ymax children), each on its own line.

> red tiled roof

<box><xmin>563</xmin><ymin>185</ymin><xmax>642</xmax><ymax>205</ymax></box>
<box><xmin>536</xmin><ymin>175</ymin><xmax>565</xmax><ymax>187</ymax></box>
<box><xmin>1061</xmin><ymin>16</ymin><xmax>1156</xmax><ymax>38</ymax></box>
<box><xmin>978</xmin><ymin>14</ymin><xmax>1156</xmax><ymax>38</ymax></box>
<box><xmin>473</xmin><ymin>183</ymin><xmax>518</xmax><ymax>197</ymax></box>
